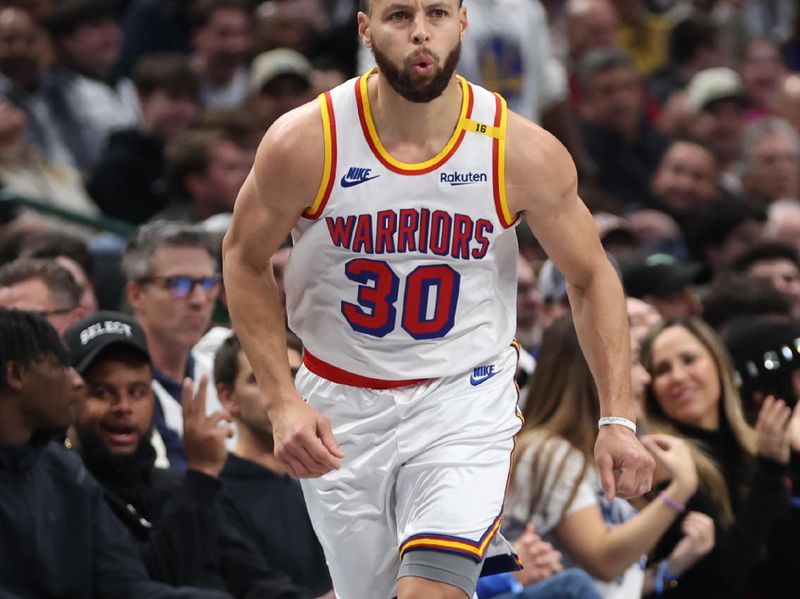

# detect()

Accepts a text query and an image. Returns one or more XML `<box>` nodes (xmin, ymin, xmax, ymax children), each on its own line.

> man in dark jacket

<box><xmin>577</xmin><ymin>46</ymin><xmax>669</xmax><ymax>209</ymax></box>
<box><xmin>63</xmin><ymin>311</ymin><xmax>313</xmax><ymax>599</ymax></box>
<box><xmin>0</xmin><ymin>307</ymin><xmax>224</xmax><ymax>598</ymax></box>
<box><xmin>214</xmin><ymin>332</ymin><xmax>333</xmax><ymax>596</ymax></box>
<box><xmin>89</xmin><ymin>53</ymin><xmax>200</xmax><ymax>224</ymax></box>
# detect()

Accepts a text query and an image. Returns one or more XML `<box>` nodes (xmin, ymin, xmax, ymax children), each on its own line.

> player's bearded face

<box><xmin>371</xmin><ymin>39</ymin><xmax>461</xmax><ymax>103</ymax></box>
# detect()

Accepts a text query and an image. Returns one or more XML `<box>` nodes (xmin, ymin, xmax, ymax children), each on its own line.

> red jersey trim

<box><xmin>303</xmin><ymin>92</ymin><xmax>337</xmax><ymax>219</ymax></box>
<box><xmin>303</xmin><ymin>351</ymin><xmax>429</xmax><ymax>389</ymax></box>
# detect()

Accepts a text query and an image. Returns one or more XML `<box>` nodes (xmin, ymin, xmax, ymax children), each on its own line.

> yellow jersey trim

<box><xmin>358</xmin><ymin>70</ymin><xmax>471</xmax><ymax>172</ymax></box>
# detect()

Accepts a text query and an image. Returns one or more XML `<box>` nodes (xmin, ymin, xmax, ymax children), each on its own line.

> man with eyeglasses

<box><xmin>124</xmin><ymin>220</ymin><xmax>226</xmax><ymax>470</ymax></box>
<box><xmin>0</xmin><ymin>258</ymin><xmax>87</xmax><ymax>335</ymax></box>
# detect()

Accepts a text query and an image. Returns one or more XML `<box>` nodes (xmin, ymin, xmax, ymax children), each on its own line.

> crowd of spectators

<box><xmin>1</xmin><ymin>0</ymin><xmax>800</xmax><ymax>597</ymax></box>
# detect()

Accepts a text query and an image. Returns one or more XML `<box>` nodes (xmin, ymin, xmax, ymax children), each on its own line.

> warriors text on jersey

<box><xmin>284</xmin><ymin>70</ymin><xmax>519</xmax><ymax>382</ymax></box>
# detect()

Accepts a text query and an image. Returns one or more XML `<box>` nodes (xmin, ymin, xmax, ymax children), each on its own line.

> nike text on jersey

<box><xmin>341</xmin><ymin>166</ymin><xmax>381</xmax><ymax>187</ymax></box>
<box><xmin>470</xmin><ymin>365</ymin><xmax>501</xmax><ymax>385</ymax></box>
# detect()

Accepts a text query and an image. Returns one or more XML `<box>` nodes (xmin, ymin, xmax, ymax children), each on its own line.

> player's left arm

<box><xmin>505</xmin><ymin>112</ymin><xmax>654</xmax><ymax>500</ymax></box>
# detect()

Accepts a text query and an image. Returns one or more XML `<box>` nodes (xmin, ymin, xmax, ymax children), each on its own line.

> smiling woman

<box><xmin>639</xmin><ymin>317</ymin><xmax>798</xmax><ymax>597</ymax></box>
<box><xmin>506</xmin><ymin>316</ymin><xmax>704</xmax><ymax>599</ymax></box>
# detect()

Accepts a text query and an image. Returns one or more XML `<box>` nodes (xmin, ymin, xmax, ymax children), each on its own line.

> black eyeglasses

<box><xmin>140</xmin><ymin>275</ymin><xmax>221</xmax><ymax>298</ymax></box>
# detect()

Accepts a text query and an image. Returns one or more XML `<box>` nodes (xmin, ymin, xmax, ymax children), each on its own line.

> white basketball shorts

<box><xmin>296</xmin><ymin>344</ymin><xmax>524</xmax><ymax>599</ymax></box>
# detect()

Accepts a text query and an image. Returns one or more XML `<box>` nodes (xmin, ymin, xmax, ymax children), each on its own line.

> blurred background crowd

<box><xmin>1</xmin><ymin>0</ymin><xmax>800</xmax><ymax>598</ymax></box>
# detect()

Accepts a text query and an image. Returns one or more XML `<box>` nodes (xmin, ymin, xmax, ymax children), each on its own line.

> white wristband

<box><xmin>598</xmin><ymin>416</ymin><xmax>637</xmax><ymax>434</ymax></box>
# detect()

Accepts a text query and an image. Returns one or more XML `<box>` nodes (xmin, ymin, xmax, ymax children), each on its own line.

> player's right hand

<box><xmin>595</xmin><ymin>424</ymin><xmax>655</xmax><ymax>500</ymax></box>
<box><xmin>270</xmin><ymin>397</ymin><xmax>345</xmax><ymax>478</ymax></box>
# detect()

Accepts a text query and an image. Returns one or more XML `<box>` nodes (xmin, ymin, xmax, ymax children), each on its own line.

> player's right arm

<box><xmin>222</xmin><ymin>101</ymin><xmax>344</xmax><ymax>478</ymax></box>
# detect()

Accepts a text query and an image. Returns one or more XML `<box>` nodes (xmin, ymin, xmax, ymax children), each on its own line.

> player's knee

<box><xmin>397</xmin><ymin>550</ymin><xmax>478</xmax><ymax>599</ymax></box>
<box><xmin>397</xmin><ymin>576</ymin><xmax>469</xmax><ymax>599</ymax></box>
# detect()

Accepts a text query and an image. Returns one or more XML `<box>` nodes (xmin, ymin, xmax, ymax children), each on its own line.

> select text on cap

<box><xmin>80</xmin><ymin>321</ymin><xmax>133</xmax><ymax>345</ymax></box>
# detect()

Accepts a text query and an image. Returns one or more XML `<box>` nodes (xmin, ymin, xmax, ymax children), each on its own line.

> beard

<box><xmin>371</xmin><ymin>40</ymin><xmax>461</xmax><ymax>103</ymax></box>
<box><xmin>74</xmin><ymin>422</ymin><xmax>155</xmax><ymax>482</ymax></box>
<box><xmin>239</xmin><ymin>409</ymin><xmax>275</xmax><ymax>453</ymax></box>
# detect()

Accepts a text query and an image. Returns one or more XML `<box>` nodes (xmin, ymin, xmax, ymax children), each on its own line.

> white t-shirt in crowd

<box><xmin>506</xmin><ymin>432</ymin><xmax>646</xmax><ymax>599</ymax></box>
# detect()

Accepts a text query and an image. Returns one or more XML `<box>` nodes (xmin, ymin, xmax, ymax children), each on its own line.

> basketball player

<box><xmin>222</xmin><ymin>1</ymin><xmax>654</xmax><ymax>597</ymax></box>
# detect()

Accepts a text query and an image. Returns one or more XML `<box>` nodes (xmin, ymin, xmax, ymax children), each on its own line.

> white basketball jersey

<box><xmin>284</xmin><ymin>70</ymin><xmax>519</xmax><ymax>382</ymax></box>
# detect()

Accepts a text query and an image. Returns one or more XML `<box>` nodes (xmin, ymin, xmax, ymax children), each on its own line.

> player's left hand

<box><xmin>595</xmin><ymin>424</ymin><xmax>655</xmax><ymax>500</ymax></box>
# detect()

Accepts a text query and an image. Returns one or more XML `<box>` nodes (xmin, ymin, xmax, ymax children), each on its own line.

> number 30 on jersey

<box><xmin>341</xmin><ymin>258</ymin><xmax>460</xmax><ymax>339</ymax></box>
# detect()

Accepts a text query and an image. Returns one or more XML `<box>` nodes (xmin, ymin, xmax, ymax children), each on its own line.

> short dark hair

<box><xmin>0</xmin><ymin>308</ymin><xmax>69</xmax><ymax>392</ymax></box>
<box><xmin>732</xmin><ymin>241</ymin><xmax>800</xmax><ymax>272</ymax></box>
<box><xmin>165</xmin><ymin>129</ymin><xmax>230</xmax><ymax>198</ymax></box>
<box><xmin>701</xmin><ymin>272</ymin><xmax>793</xmax><ymax>331</ymax></box>
<box><xmin>663</xmin><ymin>136</ymin><xmax>718</xmax><ymax>162</ymax></box>
<box><xmin>21</xmin><ymin>232</ymin><xmax>94</xmax><ymax>279</ymax></box>
<box><xmin>0</xmin><ymin>259</ymin><xmax>82</xmax><ymax>310</ymax></box>
<box><xmin>576</xmin><ymin>47</ymin><xmax>636</xmax><ymax>95</ymax></box>
<box><xmin>46</xmin><ymin>0</ymin><xmax>115</xmax><ymax>38</ymax></box>
<box><xmin>214</xmin><ymin>332</ymin><xmax>242</xmax><ymax>390</ymax></box>
<box><xmin>193</xmin><ymin>108</ymin><xmax>262</xmax><ymax>148</ymax></box>
<box><xmin>668</xmin><ymin>17</ymin><xmax>718</xmax><ymax>66</ymax></box>
<box><xmin>686</xmin><ymin>198</ymin><xmax>766</xmax><ymax>254</ymax></box>
<box><xmin>359</xmin><ymin>0</ymin><xmax>463</xmax><ymax>13</ymax></box>
<box><xmin>214</xmin><ymin>331</ymin><xmax>302</xmax><ymax>389</ymax></box>
<box><xmin>190</xmin><ymin>0</ymin><xmax>249</xmax><ymax>30</ymax></box>
<box><xmin>132</xmin><ymin>53</ymin><xmax>200</xmax><ymax>100</ymax></box>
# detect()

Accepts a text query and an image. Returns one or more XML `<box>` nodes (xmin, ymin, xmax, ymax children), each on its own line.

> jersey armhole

<box><xmin>302</xmin><ymin>92</ymin><xmax>337</xmax><ymax>219</ymax></box>
<box><xmin>491</xmin><ymin>93</ymin><xmax>518</xmax><ymax>228</ymax></box>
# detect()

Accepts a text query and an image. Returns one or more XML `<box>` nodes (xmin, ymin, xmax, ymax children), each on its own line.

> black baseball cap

<box><xmin>63</xmin><ymin>311</ymin><xmax>150</xmax><ymax>374</ymax></box>
<box><xmin>724</xmin><ymin>317</ymin><xmax>800</xmax><ymax>412</ymax></box>
<box><xmin>725</xmin><ymin>317</ymin><xmax>800</xmax><ymax>382</ymax></box>
<box><xmin>621</xmin><ymin>253</ymin><xmax>703</xmax><ymax>299</ymax></box>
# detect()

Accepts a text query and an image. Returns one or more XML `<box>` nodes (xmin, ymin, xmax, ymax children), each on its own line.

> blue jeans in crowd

<box><xmin>491</xmin><ymin>569</ymin><xmax>602</xmax><ymax>599</ymax></box>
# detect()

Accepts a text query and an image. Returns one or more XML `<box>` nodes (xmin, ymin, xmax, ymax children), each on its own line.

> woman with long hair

<box><xmin>640</xmin><ymin>317</ymin><xmax>795</xmax><ymax>597</ymax></box>
<box><xmin>506</xmin><ymin>316</ymin><xmax>714</xmax><ymax>599</ymax></box>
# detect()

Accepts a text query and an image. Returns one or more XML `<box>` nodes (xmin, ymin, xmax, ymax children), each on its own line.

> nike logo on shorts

<box><xmin>470</xmin><ymin>364</ymin><xmax>501</xmax><ymax>386</ymax></box>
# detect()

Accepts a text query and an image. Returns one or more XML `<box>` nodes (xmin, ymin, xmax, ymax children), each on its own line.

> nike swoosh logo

<box><xmin>341</xmin><ymin>174</ymin><xmax>381</xmax><ymax>188</ymax></box>
<box><xmin>470</xmin><ymin>370</ymin><xmax>501</xmax><ymax>386</ymax></box>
